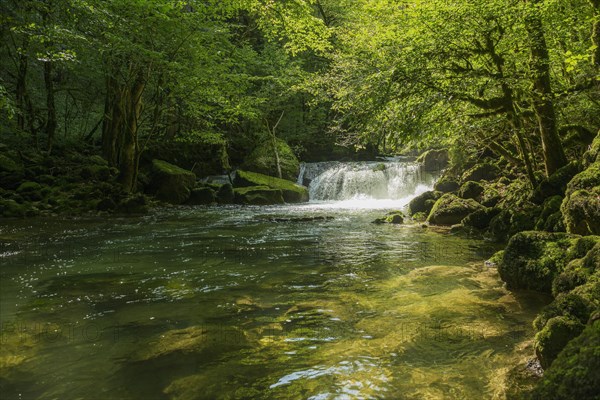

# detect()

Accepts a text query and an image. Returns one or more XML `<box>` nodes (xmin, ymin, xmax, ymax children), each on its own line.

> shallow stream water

<box><xmin>0</xmin><ymin>162</ymin><xmax>546</xmax><ymax>399</ymax></box>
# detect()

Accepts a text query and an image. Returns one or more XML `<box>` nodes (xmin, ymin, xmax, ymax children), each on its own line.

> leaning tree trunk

<box><xmin>524</xmin><ymin>0</ymin><xmax>568</xmax><ymax>176</ymax></box>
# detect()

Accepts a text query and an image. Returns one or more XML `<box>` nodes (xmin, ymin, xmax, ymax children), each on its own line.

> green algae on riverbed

<box><xmin>0</xmin><ymin>205</ymin><xmax>547</xmax><ymax>399</ymax></box>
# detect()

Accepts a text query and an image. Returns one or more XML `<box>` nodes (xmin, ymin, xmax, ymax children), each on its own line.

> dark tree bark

<box><xmin>44</xmin><ymin>61</ymin><xmax>57</xmax><ymax>153</ymax></box>
<box><xmin>591</xmin><ymin>0</ymin><xmax>600</xmax><ymax>68</ymax></box>
<box><xmin>102</xmin><ymin>72</ymin><xmax>123</xmax><ymax>167</ymax></box>
<box><xmin>16</xmin><ymin>51</ymin><xmax>28</xmax><ymax>132</ymax></box>
<box><xmin>524</xmin><ymin>0</ymin><xmax>568</xmax><ymax>176</ymax></box>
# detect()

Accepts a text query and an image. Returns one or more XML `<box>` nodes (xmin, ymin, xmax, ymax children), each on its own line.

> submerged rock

<box><xmin>427</xmin><ymin>193</ymin><xmax>484</xmax><ymax>225</ymax></box>
<box><xmin>373</xmin><ymin>211</ymin><xmax>404</xmax><ymax>224</ymax></box>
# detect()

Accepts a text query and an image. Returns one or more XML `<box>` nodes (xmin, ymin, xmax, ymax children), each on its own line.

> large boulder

<box><xmin>561</xmin><ymin>160</ymin><xmax>600</xmax><ymax>235</ymax></box>
<box><xmin>148</xmin><ymin>160</ymin><xmax>196</xmax><ymax>204</ymax></box>
<box><xmin>462</xmin><ymin>207</ymin><xmax>501</xmax><ymax>230</ymax></box>
<box><xmin>531</xmin><ymin>318</ymin><xmax>600</xmax><ymax>400</ymax></box>
<box><xmin>233</xmin><ymin>186</ymin><xmax>284</xmax><ymax>205</ymax></box>
<box><xmin>407</xmin><ymin>190</ymin><xmax>440</xmax><ymax>215</ymax></box>
<box><xmin>234</xmin><ymin>170</ymin><xmax>308</xmax><ymax>203</ymax></box>
<box><xmin>187</xmin><ymin>187</ymin><xmax>216</xmax><ymax>205</ymax></box>
<box><xmin>243</xmin><ymin>138</ymin><xmax>300</xmax><ymax>181</ymax></box>
<box><xmin>461</xmin><ymin>162</ymin><xmax>500</xmax><ymax>182</ymax></box>
<box><xmin>427</xmin><ymin>193</ymin><xmax>484</xmax><ymax>225</ymax></box>
<box><xmin>458</xmin><ymin>181</ymin><xmax>484</xmax><ymax>200</ymax></box>
<box><xmin>416</xmin><ymin>149</ymin><xmax>449</xmax><ymax>171</ymax></box>
<box><xmin>534</xmin><ymin>316</ymin><xmax>585</xmax><ymax>370</ymax></box>
<box><xmin>498</xmin><ymin>231</ymin><xmax>578</xmax><ymax>293</ymax></box>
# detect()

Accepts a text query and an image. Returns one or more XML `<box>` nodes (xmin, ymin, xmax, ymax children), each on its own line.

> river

<box><xmin>0</xmin><ymin>160</ymin><xmax>545</xmax><ymax>399</ymax></box>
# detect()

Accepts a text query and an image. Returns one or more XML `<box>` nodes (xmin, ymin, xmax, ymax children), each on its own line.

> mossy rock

<box><xmin>243</xmin><ymin>138</ymin><xmax>300</xmax><ymax>181</ymax></box>
<box><xmin>372</xmin><ymin>163</ymin><xmax>386</xmax><ymax>172</ymax></box>
<box><xmin>534</xmin><ymin>316</ymin><xmax>585</xmax><ymax>370</ymax></box>
<box><xmin>80</xmin><ymin>165</ymin><xmax>112</xmax><ymax>182</ymax></box>
<box><xmin>532</xmin><ymin>161</ymin><xmax>581</xmax><ymax>204</ymax></box>
<box><xmin>582</xmin><ymin>130</ymin><xmax>600</xmax><ymax>167</ymax></box>
<box><xmin>116</xmin><ymin>193</ymin><xmax>149</xmax><ymax>214</ymax></box>
<box><xmin>458</xmin><ymin>181</ymin><xmax>484</xmax><ymax>200</ymax></box>
<box><xmin>233</xmin><ymin>186</ymin><xmax>285</xmax><ymax>205</ymax></box>
<box><xmin>216</xmin><ymin>183</ymin><xmax>235</xmax><ymax>204</ymax></box>
<box><xmin>480</xmin><ymin>187</ymin><xmax>501</xmax><ymax>207</ymax></box>
<box><xmin>564</xmin><ymin>162</ymin><xmax>600</xmax><ymax>197</ymax></box>
<box><xmin>373</xmin><ymin>211</ymin><xmax>404</xmax><ymax>224</ymax></box>
<box><xmin>485</xmin><ymin>250</ymin><xmax>504</xmax><ymax>267</ymax></box>
<box><xmin>531</xmin><ymin>318</ymin><xmax>600</xmax><ymax>400</ymax></box>
<box><xmin>434</xmin><ymin>178</ymin><xmax>460</xmax><ymax>193</ymax></box>
<box><xmin>461</xmin><ymin>162</ymin><xmax>500</xmax><ymax>182</ymax></box>
<box><xmin>427</xmin><ymin>193</ymin><xmax>484</xmax><ymax>225</ymax></box>
<box><xmin>411</xmin><ymin>211</ymin><xmax>428</xmax><ymax>222</ymax></box>
<box><xmin>407</xmin><ymin>190</ymin><xmax>440</xmax><ymax>215</ymax></box>
<box><xmin>562</xmin><ymin>187</ymin><xmax>600</xmax><ymax>236</ymax></box>
<box><xmin>535</xmin><ymin>195</ymin><xmax>563</xmax><ymax>231</ymax></box>
<box><xmin>0</xmin><ymin>199</ymin><xmax>27</xmax><ymax>218</ymax></box>
<box><xmin>498</xmin><ymin>231</ymin><xmax>579</xmax><ymax>293</ymax></box>
<box><xmin>416</xmin><ymin>149</ymin><xmax>449</xmax><ymax>171</ymax></box>
<box><xmin>489</xmin><ymin>208</ymin><xmax>539</xmax><ymax>243</ymax></box>
<box><xmin>148</xmin><ymin>159</ymin><xmax>196</xmax><ymax>205</ymax></box>
<box><xmin>234</xmin><ymin>170</ymin><xmax>308</xmax><ymax>203</ymax></box>
<box><xmin>462</xmin><ymin>207</ymin><xmax>501</xmax><ymax>230</ymax></box>
<box><xmin>187</xmin><ymin>187</ymin><xmax>216</xmax><ymax>205</ymax></box>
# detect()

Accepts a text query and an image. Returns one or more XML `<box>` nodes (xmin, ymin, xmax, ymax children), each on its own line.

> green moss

<box><xmin>149</xmin><ymin>159</ymin><xmax>196</xmax><ymax>205</ymax></box>
<box><xmin>531</xmin><ymin>319</ymin><xmax>600</xmax><ymax>399</ymax></box>
<box><xmin>535</xmin><ymin>195</ymin><xmax>563</xmax><ymax>231</ymax></box>
<box><xmin>243</xmin><ymin>138</ymin><xmax>300</xmax><ymax>181</ymax></box>
<box><xmin>561</xmin><ymin>188</ymin><xmax>600</xmax><ymax>235</ymax></box>
<box><xmin>565</xmin><ymin>163</ymin><xmax>600</xmax><ymax>197</ymax></box>
<box><xmin>372</xmin><ymin>163</ymin><xmax>386</xmax><ymax>172</ymax></box>
<box><xmin>486</xmin><ymin>250</ymin><xmax>504</xmax><ymax>267</ymax></box>
<box><xmin>427</xmin><ymin>193</ymin><xmax>484</xmax><ymax>225</ymax></box>
<box><xmin>462</xmin><ymin>207</ymin><xmax>500</xmax><ymax>230</ymax></box>
<box><xmin>532</xmin><ymin>161</ymin><xmax>580</xmax><ymax>203</ymax></box>
<box><xmin>234</xmin><ymin>170</ymin><xmax>308</xmax><ymax>203</ymax></box>
<box><xmin>233</xmin><ymin>186</ymin><xmax>285</xmax><ymax>205</ymax></box>
<box><xmin>433</xmin><ymin>177</ymin><xmax>459</xmax><ymax>193</ymax></box>
<box><xmin>498</xmin><ymin>231</ymin><xmax>578</xmax><ymax>293</ymax></box>
<box><xmin>373</xmin><ymin>211</ymin><xmax>404</xmax><ymax>224</ymax></box>
<box><xmin>534</xmin><ymin>316</ymin><xmax>585</xmax><ymax>369</ymax></box>
<box><xmin>461</xmin><ymin>162</ymin><xmax>500</xmax><ymax>182</ymax></box>
<box><xmin>458</xmin><ymin>181</ymin><xmax>484</xmax><ymax>200</ymax></box>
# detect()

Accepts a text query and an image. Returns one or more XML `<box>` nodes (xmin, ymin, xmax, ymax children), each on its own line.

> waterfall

<box><xmin>299</xmin><ymin>160</ymin><xmax>437</xmax><ymax>204</ymax></box>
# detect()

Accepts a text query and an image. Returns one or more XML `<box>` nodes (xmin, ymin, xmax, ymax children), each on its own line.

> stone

<box><xmin>187</xmin><ymin>187</ymin><xmax>216</xmax><ymax>205</ymax></box>
<box><xmin>458</xmin><ymin>181</ymin><xmax>484</xmax><ymax>200</ymax></box>
<box><xmin>148</xmin><ymin>159</ymin><xmax>196</xmax><ymax>205</ymax></box>
<box><xmin>234</xmin><ymin>170</ymin><xmax>308</xmax><ymax>203</ymax></box>
<box><xmin>373</xmin><ymin>211</ymin><xmax>404</xmax><ymax>224</ymax></box>
<box><xmin>535</xmin><ymin>195</ymin><xmax>564</xmax><ymax>231</ymax></box>
<box><xmin>407</xmin><ymin>191</ymin><xmax>440</xmax><ymax>215</ymax></box>
<box><xmin>461</xmin><ymin>162</ymin><xmax>500</xmax><ymax>182</ymax></box>
<box><xmin>534</xmin><ymin>316</ymin><xmax>585</xmax><ymax>369</ymax></box>
<box><xmin>216</xmin><ymin>183</ymin><xmax>235</xmax><ymax>204</ymax></box>
<box><xmin>434</xmin><ymin>178</ymin><xmax>460</xmax><ymax>193</ymax></box>
<box><xmin>416</xmin><ymin>149</ymin><xmax>449</xmax><ymax>171</ymax></box>
<box><xmin>532</xmin><ymin>161</ymin><xmax>580</xmax><ymax>204</ymax></box>
<box><xmin>233</xmin><ymin>186</ymin><xmax>285</xmax><ymax>205</ymax></box>
<box><xmin>427</xmin><ymin>193</ymin><xmax>484</xmax><ymax>225</ymax></box>
<box><xmin>243</xmin><ymin>138</ymin><xmax>300</xmax><ymax>181</ymax></box>
<box><xmin>117</xmin><ymin>193</ymin><xmax>149</xmax><ymax>214</ymax></box>
<box><xmin>498</xmin><ymin>231</ymin><xmax>578</xmax><ymax>293</ymax></box>
<box><xmin>462</xmin><ymin>207</ymin><xmax>501</xmax><ymax>230</ymax></box>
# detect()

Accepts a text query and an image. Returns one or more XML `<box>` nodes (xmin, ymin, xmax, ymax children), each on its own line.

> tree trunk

<box><xmin>525</xmin><ymin>0</ymin><xmax>568</xmax><ymax>176</ymax></box>
<box><xmin>44</xmin><ymin>61</ymin><xmax>57</xmax><ymax>153</ymax></box>
<box><xmin>16</xmin><ymin>52</ymin><xmax>27</xmax><ymax>132</ymax></box>
<box><xmin>102</xmin><ymin>73</ymin><xmax>122</xmax><ymax>167</ymax></box>
<box><xmin>117</xmin><ymin>72</ymin><xmax>146</xmax><ymax>192</ymax></box>
<box><xmin>590</xmin><ymin>0</ymin><xmax>600</xmax><ymax>68</ymax></box>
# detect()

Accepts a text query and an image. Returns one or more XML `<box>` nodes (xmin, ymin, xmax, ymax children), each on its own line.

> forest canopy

<box><xmin>1</xmin><ymin>0</ymin><xmax>599</xmax><ymax>189</ymax></box>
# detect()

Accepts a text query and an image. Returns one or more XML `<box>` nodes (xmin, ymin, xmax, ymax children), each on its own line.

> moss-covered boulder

<box><xmin>407</xmin><ymin>190</ymin><xmax>440</xmax><ymax>215</ymax></box>
<box><xmin>243</xmin><ymin>138</ymin><xmax>300</xmax><ymax>181</ymax></box>
<box><xmin>233</xmin><ymin>186</ymin><xmax>285</xmax><ymax>205</ymax></box>
<box><xmin>234</xmin><ymin>170</ymin><xmax>308</xmax><ymax>203</ymax></box>
<box><xmin>489</xmin><ymin>208</ymin><xmax>540</xmax><ymax>242</ymax></box>
<box><xmin>0</xmin><ymin>153</ymin><xmax>24</xmax><ymax>189</ymax></box>
<box><xmin>461</xmin><ymin>162</ymin><xmax>500</xmax><ymax>182</ymax></box>
<box><xmin>498</xmin><ymin>231</ymin><xmax>578</xmax><ymax>293</ymax></box>
<box><xmin>458</xmin><ymin>181</ymin><xmax>484</xmax><ymax>200</ymax></box>
<box><xmin>462</xmin><ymin>207</ymin><xmax>501</xmax><ymax>230</ymax></box>
<box><xmin>434</xmin><ymin>177</ymin><xmax>460</xmax><ymax>193</ymax></box>
<box><xmin>427</xmin><ymin>193</ymin><xmax>484</xmax><ymax>225</ymax></box>
<box><xmin>187</xmin><ymin>187</ymin><xmax>216</xmax><ymax>205</ymax></box>
<box><xmin>116</xmin><ymin>193</ymin><xmax>149</xmax><ymax>214</ymax></box>
<box><xmin>531</xmin><ymin>318</ymin><xmax>600</xmax><ymax>400</ymax></box>
<box><xmin>0</xmin><ymin>199</ymin><xmax>28</xmax><ymax>218</ymax></box>
<box><xmin>416</xmin><ymin>149</ymin><xmax>449</xmax><ymax>171</ymax></box>
<box><xmin>532</xmin><ymin>161</ymin><xmax>580</xmax><ymax>204</ymax></box>
<box><xmin>534</xmin><ymin>316</ymin><xmax>585</xmax><ymax>370</ymax></box>
<box><xmin>582</xmin><ymin>130</ymin><xmax>600</xmax><ymax>167</ymax></box>
<box><xmin>562</xmin><ymin>187</ymin><xmax>600</xmax><ymax>236</ymax></box>
<box><xmin>148</xmin><ymin>159</ymin><xmax>196</xmax><ymax>205</ymax></box>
